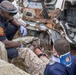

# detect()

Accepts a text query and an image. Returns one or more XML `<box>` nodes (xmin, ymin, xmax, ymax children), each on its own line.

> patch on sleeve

<box><xmin>0</xmin><ymin>27</ymin><xmax>4</xmax><ymax>36</ymax></box>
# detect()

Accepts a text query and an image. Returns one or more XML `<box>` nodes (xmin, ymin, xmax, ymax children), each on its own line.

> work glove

<box><xmin>20</xmin><ymin>25</ymin><xmax>27</xmax><ymax>36</ymax></box>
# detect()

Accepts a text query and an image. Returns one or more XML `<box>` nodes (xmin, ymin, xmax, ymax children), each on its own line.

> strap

<box><xmin>38</xmin><ymin>53</ymin><xmax>47</xmax><ymax>58</ymax></box>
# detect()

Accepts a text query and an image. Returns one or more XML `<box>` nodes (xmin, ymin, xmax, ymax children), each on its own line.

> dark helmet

<box><xmin>0</xmin><ymin>1</ymin><xmax>18</xmax><ymax>16</ymax></box>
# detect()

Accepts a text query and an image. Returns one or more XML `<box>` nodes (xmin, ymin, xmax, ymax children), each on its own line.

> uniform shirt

<box><xmin>44</xmin><ymin>56</ymin><xmax>76</xmax><ymax>75</ymax></box>
<box><xmin>0</xmin><ymin>0</ymin><xmax>4</xmax><ymax>3</ymax></box>
<box><xmin>0</xmin><ymin>0</ymin><xmax>8</xmax><ymax>3</ymax></box>
<box><xmin>0</xmin><ymin>15</ymin><xmax>8</xmax><ymax>41</ymax></box>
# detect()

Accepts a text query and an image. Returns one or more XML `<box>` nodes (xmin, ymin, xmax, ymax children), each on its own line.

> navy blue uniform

<box><xmin>0</xmin><ymin>0</ymin><xmax>4</xmax><ymax>3</ymax></box>
<box><xmin>0</xmin><ymin>0</ymin><xmax>8</xmax><ymax>3</ymax></box>
<box><xmin>0</xmin><ymin>15</ymin><xmax>18</xmax><ymax>59</ymax></box>
<box><xmin>44</xmin><ymin>56</ymin><xmax>76</xmax><ymax>75</ymax></box>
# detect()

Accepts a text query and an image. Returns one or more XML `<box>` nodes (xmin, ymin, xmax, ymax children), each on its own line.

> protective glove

<box><xmin>19</xmin><ymin>43</ymin><xmax>24</xmax><ymax>48</ymax></box>
<box><xmin>20</xmin><ymin>25</ymin><xmax>27</xmax><ymax>36</ymax></box>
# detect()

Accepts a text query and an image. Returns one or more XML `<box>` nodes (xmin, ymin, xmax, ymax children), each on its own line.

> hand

<box><xmin>19</xmin><ymin>43</ymin><xmax>24</xmax><ymax>48</ymax></box>
<box><xmin>20</xmin><ymin>25</ymin><xmax>27</xmax><ymax>36</ymax></box>
<box><xmin>32</xmin><ymin>40</ymin><xmax>41</xmax><ymax>51</ymax></box>
<box><xmin>32</xmin><ymin>41</ymin><xmax>39</xmax><ymax>48</ymax></box>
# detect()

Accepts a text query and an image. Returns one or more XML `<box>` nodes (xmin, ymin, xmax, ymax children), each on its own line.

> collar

<box><xmin>52</xmin><ymin>55</ymin><xmax>60</xmax><ymax>63</ymax></box>
<box><xmin>49</xmin><ymin>51</ymin><xmax>72</xmax><ymax>67</ymax></box>
<box><xmin>49</xmin><ymin>55</ymin><xmax>60</xmax><ymax>65</ymax></box>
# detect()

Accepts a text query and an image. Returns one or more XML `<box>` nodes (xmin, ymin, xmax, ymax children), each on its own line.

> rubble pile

<box><xmin>0</xmin><ymin>59</ymin><xmax>30</xmax><ymax>75</ymax></box>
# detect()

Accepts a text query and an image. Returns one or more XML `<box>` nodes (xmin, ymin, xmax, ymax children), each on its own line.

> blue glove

<box><xmin>20</xmin><ymin>25</ymin><xmax>27</xmax><ymax>36</ymax></box>
<box><xmin>19</xmin><ymin>43</ymin><xmax>24</xmax><ymax>48</ymax></box>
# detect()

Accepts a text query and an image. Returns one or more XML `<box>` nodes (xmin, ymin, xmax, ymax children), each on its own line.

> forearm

<box><xmin>5</xmin><ymin>41</ymin><xmax>20</xmax><ymax>48</ymax></box>
<box><xmin>3</xmin><ymin>39</ymin><xmax>21</xmax><ymax>48</ymax></box>
<box><xmin>9</xmin><ymin>17</ymin><xmax>21</xmax><ymax>27</ymax></box>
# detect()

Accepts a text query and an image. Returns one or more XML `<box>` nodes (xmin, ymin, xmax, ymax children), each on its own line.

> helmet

<box><xmin>0</xmin><ymin>1</ymin><xmax>18</xmax><ymax>16</ymax></box>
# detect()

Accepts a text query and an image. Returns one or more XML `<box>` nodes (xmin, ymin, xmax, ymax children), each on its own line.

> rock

<box><xmin>0</xmin><ymin>59</ymin><xmax>30</xmax><ymax>75</ymax></box>
<box><xmin>0</xmin><ymin>42</ymin><xmax>8</xmax><ymax>62</ymax></box>
<box><xmin>13</xmin><ymin>36</ymin><xmax>38</xmax><ymax>47</ymax></box>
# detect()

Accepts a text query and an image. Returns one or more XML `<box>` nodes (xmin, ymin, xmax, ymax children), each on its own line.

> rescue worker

<box><xmin>44</xmin><ymin>38</ymin><xmax>76</xmax><ymax>75</ymax></box>
<box><xmin>0</xmin><ymin>1</ymin><xmax>27</xmax><ymax>60</ymax></box>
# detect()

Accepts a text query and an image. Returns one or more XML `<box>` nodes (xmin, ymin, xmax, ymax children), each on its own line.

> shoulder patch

<box><xmin>0</xmin><ymin>27</ymin><xmax>4</xmax><ymax>36</ymax></box>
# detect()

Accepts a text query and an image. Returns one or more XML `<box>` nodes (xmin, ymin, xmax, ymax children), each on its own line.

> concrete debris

<box><xmin>0</xmin><ymin>59</ymin><xmax>30</xmax><ymax>75</ymax></box>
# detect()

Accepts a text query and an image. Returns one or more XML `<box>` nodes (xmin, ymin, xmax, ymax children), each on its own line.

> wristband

<box><xmin>38</xmin><ymin>53</ymin><xmax>47</xmax><ymax>58</ymax></box>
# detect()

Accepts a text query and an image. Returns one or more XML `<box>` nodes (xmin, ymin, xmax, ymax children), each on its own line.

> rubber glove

<box><xmin>20</xmin><ymin>25</ymin><xmax>27</xmax><ymax>36</ymax></box>
<box><xmin>19</xmin><ymin>43</ymin><xmax>24</xmax><ymax>48</ymax></box>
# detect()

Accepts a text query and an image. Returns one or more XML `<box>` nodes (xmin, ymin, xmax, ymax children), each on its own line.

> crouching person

<box><xmin>0</xmin><ymin>1</ymin><xmax>27</xmax><ymax>61</ymax></box>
